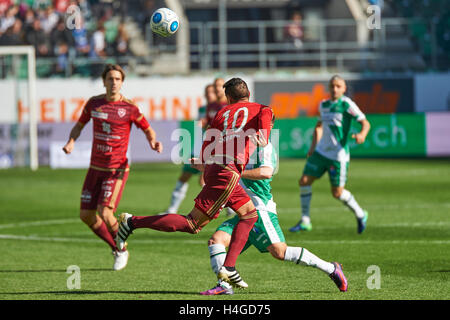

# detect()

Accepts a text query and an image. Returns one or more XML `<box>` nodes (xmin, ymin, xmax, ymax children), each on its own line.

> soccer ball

<box><xmin>150</xmin><ymin>8</ymin><xmax>180</xmax><ymax>37</ymax></box>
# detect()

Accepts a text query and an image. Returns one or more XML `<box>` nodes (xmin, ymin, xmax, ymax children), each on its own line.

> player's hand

<box><xmin>352</xmin><ymin>133</ymin><xmax>366</xmax><ymax>144</ymax></box>
<box><xmin>151</xmin><ymin>141</ymin><xmax>163</xmax><ymax>153</ymax></box>
<box><xmin>190</xmin><ymin>158</ymin><xmax>204</xmax><ymax>172</ymax></box>
<box><xmin>307</xmin><ymin>149</ymin><xmax>314</xmax><ymax>157</ymax></box>
<box><xmin>62</xmin><ymin>141</ymin><xmax>74</xmax><ymax>154</ymax></box>
<box><xmin>249</xmin><ymin>131</ymin><xmax>268</xmax><ymax>147</ymax></box>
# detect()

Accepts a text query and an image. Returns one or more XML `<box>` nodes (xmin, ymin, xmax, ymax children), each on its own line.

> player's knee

<box><xmin>80</xmin><ymin>210</ymin><xmax>97</xmax><ymax>227</ymax></box>
<box><xmin>299</xmin><ymin>175</ymin><xmax>311</xmax><ymax>186</ymax></box>
<box><xmin>332</xmin><ymin>188</ymin><xmax>342</xmax><ymax>199</ymax></box>
<box><xmin>268</xmin><ymin>244</ymin><xmax>286</xmax><ymax>261</ymax></box>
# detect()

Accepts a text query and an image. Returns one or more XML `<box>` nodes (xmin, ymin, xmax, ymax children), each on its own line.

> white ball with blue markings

<box><xmin>150</xmin><ymin>8</ymin><xmax>180</xmax><ymax>37</ymax></box>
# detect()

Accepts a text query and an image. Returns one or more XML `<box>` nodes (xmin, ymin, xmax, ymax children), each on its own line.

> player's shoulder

<box><xmin>83</xmin><ymin>94</ymin><xmax>105</xmax><ymax>109</ymax></box>
<box><xmin>89</xmin><ymin>94</ymin><xmax>106</xmax><ymax>102</ymax></box>
<box><xmin>341</xmin><ymin>95</ymin><xmax>357</xmax><ymax>107</ymax></box>
<box><xmin>121</xmin><ymin>96</ymin><xmax>138</xmax><ymax>107</ymax></box>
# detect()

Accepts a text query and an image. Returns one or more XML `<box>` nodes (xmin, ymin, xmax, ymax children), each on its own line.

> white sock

<box><xmin>208</xmin><ymin>244</ymin><xmax>226</xmax><ymax>275</ymax></box>
<box><xmin>339</xmin><ymin>189</ymin><xmax>365</xmax><ymax>219</ymax></box>
<box><xmin>284</xmin><ymin>246</ymin><xmax>335</xmax><ymax>275</ymax></box>
<box><xmin>300</xmin><ymin>186</ymin><xmax>312</xmax><ymax>223</ymax></box>
<box><xmin>167</xmin><ymin>180</ymin><xmax>188</xmax><ymax>213</ymax></box>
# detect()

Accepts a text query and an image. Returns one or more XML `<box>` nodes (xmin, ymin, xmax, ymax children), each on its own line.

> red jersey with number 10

<box><xmin>201</xmin><ymin>101</ymin><xmax>273</xmax><ymax>172</ymax></box>
<box><xmin>77</xmin><ymin>94</ymin><xmax>150</xmax><ymax>169</ymax></box>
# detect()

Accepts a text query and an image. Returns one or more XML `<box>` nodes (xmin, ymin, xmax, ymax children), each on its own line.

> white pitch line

<box><xmin>0</xmin><ymin>218</ymin><xmax>79</xmax><ymax>229</ymax></box>
<box><xmin>277</xmin><ymin>202</ymin><xmax>450</xmax><ymax>214</ymax></box>
<box><xmin>0</xmin><ymin>234</ymin><xmax>449</xmax><ymax>245</ymax></box>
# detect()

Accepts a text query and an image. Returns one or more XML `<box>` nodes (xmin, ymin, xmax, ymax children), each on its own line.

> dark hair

<box><xmin>102</xmin><ymin>64</ymin><xmax>125</xmax><ymax>81</ymax></box>
<box><xmin>223</xmin><ymin>78</ymin><xmax>249</xmax><ymax>101</ymax></box>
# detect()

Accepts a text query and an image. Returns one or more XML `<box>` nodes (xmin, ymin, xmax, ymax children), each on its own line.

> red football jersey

<box><xmin>205</xmin><ymin>101</ymin><xmax>227</xmax><ymax>127</ymax></box>
<box><xmin>78</xmin><ymin>94</ymin><xmax>150</xmax><ymax>169</ymax></box>
<box><xmin>201</xmin><ymin>101</ymin><xmax>273</xmax><ymax>171</ymax></box>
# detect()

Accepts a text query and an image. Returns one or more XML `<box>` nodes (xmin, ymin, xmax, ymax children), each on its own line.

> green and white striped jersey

<box><xmin>315</xmin><ymin>95</ymin><xmax>366</xmax><ymax>162</ymax></box>
<box><xmin>240</xmin><ymin>142</ymin><xmax>277</xmax><ymax>213</ymax></box>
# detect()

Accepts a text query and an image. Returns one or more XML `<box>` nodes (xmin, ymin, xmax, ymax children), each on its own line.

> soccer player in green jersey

<box><xmin>290</xmin><ymin>75</ymin><xmax>370</xmax><ymax>234</ymax></box>
<box><xmin>200</xmin><ymin>129</ymin><xmax>348</xmax><ymax>295</ymax></box>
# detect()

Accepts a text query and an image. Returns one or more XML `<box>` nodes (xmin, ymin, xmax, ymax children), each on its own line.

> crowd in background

<box><xmin>0</xmin><ymin>0</ymin><xmax>132</xmax><ymax>76</ymax></box>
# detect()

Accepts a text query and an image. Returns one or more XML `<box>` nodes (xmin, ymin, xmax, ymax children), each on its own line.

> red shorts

<box><xmin>194</xmin><ymin>163</ymin><xmax>251</xmax><ymax>219</ymax></box>
<box><xmin>80</xmin><ymin>166</ymin><xmax>129</xmax><ymax>211</ymax></box>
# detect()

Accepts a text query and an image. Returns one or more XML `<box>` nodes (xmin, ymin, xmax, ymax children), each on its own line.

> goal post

<box><xmin>0</xmin><ymin>46</ymin><xmax>38</xmax><ymax>171</ymax></box>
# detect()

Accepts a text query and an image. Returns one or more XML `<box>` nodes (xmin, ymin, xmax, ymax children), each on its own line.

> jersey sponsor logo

<box><xmin>91</xmin><ymin>111</ymin><xmax>108</xmax><ymax>119</ymax></box>
<box><xmin>96</xmin><ymin>144</ymin><xmax>113</xmax><ymax>153</ymax></box>
<box><xmin>118</xmin><ymin>108</ymin><xmax>126</xmax><ymax>118</ymax></box>
<box><xmin>321</xmin><ymin>112</ymin><xmax>343</xmax><ymax>122</ymax></box>
<box><xmin>102</xmin><ymin>122</ymin><xmax>111</xmax><ymax>134</ymax></box>
<box><xmin>94</xmin><ymin>132</ymin><xmax>121</xmax><ymax>141</ymax></box>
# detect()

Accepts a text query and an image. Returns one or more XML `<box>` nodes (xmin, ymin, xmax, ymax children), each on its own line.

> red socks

<box><xmin>131</xmin><ymin>214</ymin><xmax>196</xmax><ymax>234</ymax></box>
<box><xmin>91</xmin><ymin>221</ymin><xmax>118</xmax><ymax>251</ymax></box>
<box><xmin>223</xmin><ymin>214</ymin><xmax>258</xmax><ymax>268</ymax></box>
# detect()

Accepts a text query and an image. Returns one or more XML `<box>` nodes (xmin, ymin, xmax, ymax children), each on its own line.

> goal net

<box><xmin>0</xmin><ymin>46</ymin><xmax>38</xmax><ymax>170</ymax></box>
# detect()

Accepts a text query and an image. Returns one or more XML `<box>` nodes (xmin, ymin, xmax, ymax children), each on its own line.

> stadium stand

<box><xmin>0</xmin><ymin>0</ymin><xmax>448</xmax><ymax>77</ymax></box>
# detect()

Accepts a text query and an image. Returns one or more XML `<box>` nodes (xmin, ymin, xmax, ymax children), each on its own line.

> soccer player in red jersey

<box><xmin>63</xmin><ymin>64</ymin><xmax>163</xmax><ymax>271</ymax></box>
<box><xmin>116</xmin><ymin>78</ymin><xmax>273</xmax><ymax>288</ymax></box>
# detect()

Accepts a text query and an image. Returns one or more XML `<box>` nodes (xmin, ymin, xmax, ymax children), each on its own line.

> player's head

<box><xmin>329</xmin><ymin>75</ymin><xmax>346</xmax><ymax>100</ymax></box>
<box><xmin>204</xmin><ymin>84</ymin><xmax>217</xmax><ymax>105</ymax></box>
<box><xmin>223</xmin><ymin>78</ymin><xmax>250</xmax><ymax>104</ymax></box>
<box><xmin>214</xmin><ymin>77</ymin><xmax>225</xmax><ymax>100</ymax></box>
<box><xmin>102</xmin><ymin>64</ymin><xmax>125</xmax><ymax>96</ymax></box>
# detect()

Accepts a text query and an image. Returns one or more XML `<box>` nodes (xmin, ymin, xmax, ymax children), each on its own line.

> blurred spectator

<box><xmin>0</xmin><ymin>5</ymin><xmax>18</xmax><ymax>34</ymax></box>
<box><xmin>113</xmin><ymin>22</ymin><xmax>129</xmax><ymax>56</ymax></box>
<box><xmin>54</xmin><ymin>42</ymin><xmax>70</xmax><ymax>74</ymax></box>
<box><xmin>40</xmin><ymin>5</ymin><xmax>59</xmax><ymax>34</ymax></box>
<box><xmin>54</xmin><ymin>0</ymin><xmax>70</xmax><ymax>14</ymax></box>
<box><xmin>0</xmin><ymin>0</ymin><xmax>13</xmax><ymax>17</ymax></box>
<box><xmin>0</xmin><ymin>19</ymin><xmax>24</xmax><ymax>45</ymax></box>
<box><xmin>72</xmin><ymin>15</ymin><xmax>90</xmax><ymax>56</ymax></box>
<box><xmin>90</xmin><ymin>23</ymin><xmax>106</xmax><ymax>57</ymax></box>
<box><xmin>25</xmin><ymin>18</ymin><xmax>52</xmax><ymax>57</ymax></box>
<box><xmin>51</xmin><ymin>17</ymin><xmax>75</xmax><ymax>48</ymax></box>
<box><xmin>284</xmin><ymin>11</ymin><xmax>304</xmax><ymax>49</ymax></box>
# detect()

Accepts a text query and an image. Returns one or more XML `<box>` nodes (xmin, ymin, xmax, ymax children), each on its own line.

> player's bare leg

<box><xmin>80</xmin><ymin>209</ymin><xmax>127</xmax><ymax>270</ymax></box>
<box><xmin>98</xmin><ymin>205</ymin><xmax>119</xmax><ymax>237</ymax></box>
<box><xmin>290</xmin><ymin>174</ymin><xmax>315</xmax><ymax>232</ymax></box>
<box><xmin>332</xmin><ymin>186</ymin><xmax>368</xmax><ymax>233</ymax></box>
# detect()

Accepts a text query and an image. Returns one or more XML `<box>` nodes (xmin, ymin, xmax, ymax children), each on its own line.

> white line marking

<box><xmin>0</xmin><ymin>219</ymin><xmax>79</xmax><ymax>229</ymax></box>
<box><xmin>0</xmin><ymin>234</ymin><xmax>449</xmax><ymax>245</ymax></box>
<box><xmin>277</xmin><ymin>202</ymin><xmax>450</xmax><ymax>214</ymax></box>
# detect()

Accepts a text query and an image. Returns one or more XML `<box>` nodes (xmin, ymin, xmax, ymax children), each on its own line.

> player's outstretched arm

<box><xmin>307</xmin><ymin>121</ymin><xmax>323</xmax><ymax>157</ymax></box>
<box><xmin>63</xmin><ymin>122</ymin><xmax>84</xmax><ymax>154</ymax></box>
<box><xmin>241</xmin><ymin>166</ymin><xmax>273</xmax><ymax>181</ymax></box>
<box><xmin>144</xmin><ymin>126</ymin><xmax>163</xmax><ymax>153</ymax></box>
<box><xmin>352</xmin><ymin>119</ymin><xmax>370</xmax><ymax>144</ymax></box>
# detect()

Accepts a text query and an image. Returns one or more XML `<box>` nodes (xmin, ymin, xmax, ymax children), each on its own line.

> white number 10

<box><xmin>223</xmin><ymin>107</ymin><xmax>248</xmax><ymax>133</ymax></box>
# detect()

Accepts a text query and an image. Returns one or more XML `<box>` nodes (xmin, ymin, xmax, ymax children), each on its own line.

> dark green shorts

<box><xmin>216</xmin><ymin>210</ymin><xmax>285</xmax><ymax>253</ymax></box>
<box><xmin>303</xmin><ymin>151</ymin><xmax>349</xmax><ymax>187</ymax></box>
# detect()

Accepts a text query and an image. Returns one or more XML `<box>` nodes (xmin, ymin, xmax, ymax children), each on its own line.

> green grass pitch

<box><xmin>0</xmin><ymin>158</ymin><xmax>449</xmax><ymax>300</ymax></box>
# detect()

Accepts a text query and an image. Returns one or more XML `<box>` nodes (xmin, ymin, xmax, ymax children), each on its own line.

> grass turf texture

<box><xmin>0</xmin><ymin>159</ymin><xmax>449</xmax><ymax>300</ymax></box>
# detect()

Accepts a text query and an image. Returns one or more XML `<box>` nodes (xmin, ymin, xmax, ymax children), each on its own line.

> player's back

<box><xmin>202</xmin><ymin>101</ymin><xmax>273</xmax><ymax>171</ymax></box>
